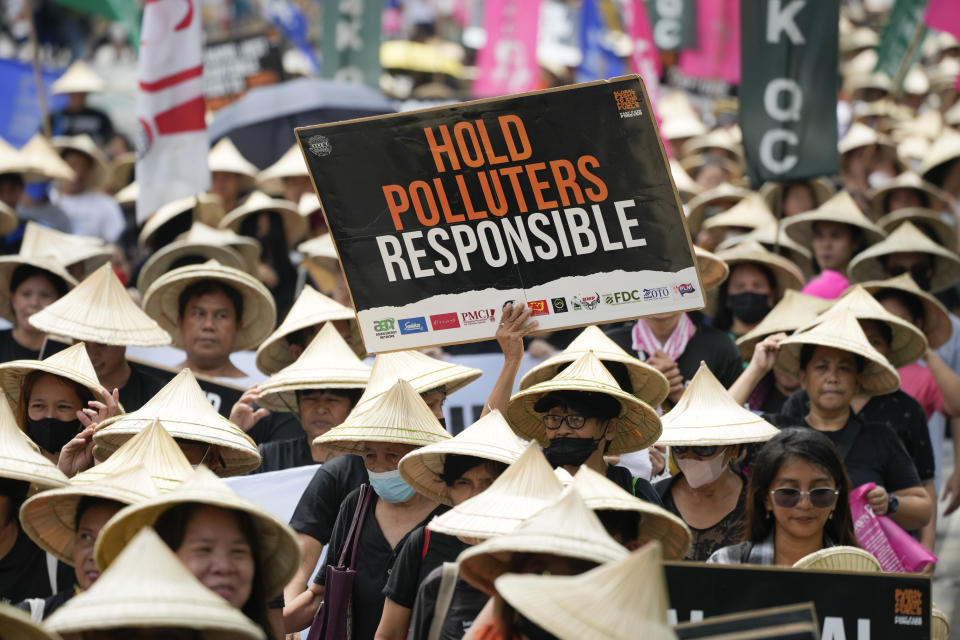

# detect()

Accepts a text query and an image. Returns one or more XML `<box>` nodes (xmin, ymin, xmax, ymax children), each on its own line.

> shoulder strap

<box><xmin>25</xmin><ymin>598</ymin><xmax>45</xmax><ymax>622</ymax></box>
<box><xmin>338</xmin><ymin>484</ymin><xmax>372</xmax><ymax>569</ymax></box>
<box><xmin>421</xmin><ymin>527</ymin><xmax>432</xmax><ymax>561</ymax></box>
<box><xmin>427</xmin><ymin>563</ymin><xmax>459</xmax><ymax>640</ymax></box>
<box><xmin>833</xmin><ymin>420</ymin><xmax>862</xmax><ymax>462</ymax></box>
<box><xmin>46</xmin><ymin>552</ymin><xmax>58</xmax><ymax>595</ymax></box>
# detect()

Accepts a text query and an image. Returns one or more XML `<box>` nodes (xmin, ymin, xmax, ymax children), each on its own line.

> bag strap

<box><xmin>427</xmin><ymin>563</ymin><xmax>459</xmax><ymax>640</ymax></box>
<box><xmin>337</xmin><ymin>484</ymin><xmax>373</xmax><ymax>569</ymax></box>
<box><xmin>833</xmin><ymin>420</ymin><xmax>862</xmax><ymax>462</ymax></box>
<box><xmin>421</xmin><ymin>528</ymin><xmax>432</xmax><ymax>561</ymax></box>
<box><xmin>46</xmin><ymin>552</ymin><xmax>58</xmax><ymax>595</ymax></box>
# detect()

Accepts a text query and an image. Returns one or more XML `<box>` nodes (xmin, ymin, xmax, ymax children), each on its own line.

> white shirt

<box><xmin>51</xmin><ymin>189</ymin><xmax>125</xmax><ymax>242</ymax></box>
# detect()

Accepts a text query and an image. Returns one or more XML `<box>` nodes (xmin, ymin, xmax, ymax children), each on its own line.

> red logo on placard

<box><xmin>430</xmin><ymin>313</ymin><xmax>461</xmax><ymax>330</ymax></box>
<box><xmin>527</xmin><ymin>300</ymin><xmax>549</xmax><ymax>316</ymax></box>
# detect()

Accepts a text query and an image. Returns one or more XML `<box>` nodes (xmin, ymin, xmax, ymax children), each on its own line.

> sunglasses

<box><xmin>672</xmin><ymin>445</ymin><xmax>723</xmax><ymax>457</ymax></box>
<box><xmin>770</xmin><ymin>487</ymin><xmax>839</xmax><ymax>509</ymax></box>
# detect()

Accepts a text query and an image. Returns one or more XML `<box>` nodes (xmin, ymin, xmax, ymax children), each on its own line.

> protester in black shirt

<box><xmin>49</xmin><ymin>61</ymin><xmax>115</xmax><ymax>147</ymax></box>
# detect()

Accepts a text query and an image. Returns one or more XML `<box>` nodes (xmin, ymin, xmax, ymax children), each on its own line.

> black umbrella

<box><xmin>208</xmin><ymin>77</ymin><xmax>396</xmax><ymax>169</ymax></box>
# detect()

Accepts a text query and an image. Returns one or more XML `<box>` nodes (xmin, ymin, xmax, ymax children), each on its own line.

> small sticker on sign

<box><xmin>308</xmin><ymin>135</ymin><xmax>332</xmax><ymax>157</ymax></box>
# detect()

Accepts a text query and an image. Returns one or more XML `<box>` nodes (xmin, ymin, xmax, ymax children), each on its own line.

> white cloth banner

<box><xmin>135</xmin><ymin>0</ymin><xmax>210</xmax><ymax>223</ymax></box>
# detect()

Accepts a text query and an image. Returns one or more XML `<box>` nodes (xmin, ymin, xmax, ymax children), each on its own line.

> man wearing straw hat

<box><xmin>50</xmin><ymin>134</ymin><xmax>125</xmax><ymax>243</ymax></box>
<box><xmin>48</xmin><ymin>60</ymin><xmax>115</xmax><ymax>146</ymax></box>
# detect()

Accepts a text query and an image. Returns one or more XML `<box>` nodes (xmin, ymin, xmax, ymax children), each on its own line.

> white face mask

<box><xmin>867</xmin><ymin>171</ymin><xmax>893</xmax><ymax>189</ymax></box>
<box><xmin>676</xmin><ymin>449</ymin><xmax>729</xmax><ymax>488</ymax></box>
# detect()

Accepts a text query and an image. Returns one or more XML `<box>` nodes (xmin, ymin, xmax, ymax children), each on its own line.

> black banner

<box><xmin>296</xmin><ymin>76</ymin><xmax>701</xmax><ymax>352</ymax></box>
<box><xmin>647</xmin><ymin>0</ymin><xmax>697</xmax><ymax>52</ymax></box>
<box><xmin>739</xmin><ymin>0</ymin><xmax>839</xmax><ymax>186</ymax></box>
<box><xmin>203</xmin><ymin>30</ymin><xmax>285</xmax><ymax>111</ymax></box>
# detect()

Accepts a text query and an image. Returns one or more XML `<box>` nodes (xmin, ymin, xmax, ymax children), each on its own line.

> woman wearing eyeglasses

<box><xmin>708</xmin><ymin>428</ymin><xmax>858</xmax><ymax>566</ymax></box>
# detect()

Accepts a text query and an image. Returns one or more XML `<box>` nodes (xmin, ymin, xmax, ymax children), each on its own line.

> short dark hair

<box><xmin>295</xmin><ymin>388</ymin><xmax>363</xmax><ymax>408</ymax></box>
<box><xmin>0</xmin><ymin>173</ymin><xmax>24</xmax><ymax>191</ymax></box>
<box><xmin>596</xmin><ymin>509</ymin><xmax>641</xmax><ymax>547</ymax></box>
<box><xmin>857</xmin><ymin>318</ymin><xmax>892</xmax><ymax>347</ymax></box>
<box><xmin>0</xmin><ymin>477</ymin><xmax>29</xmax><ymax>526</ymax></box>
<box><xmin>533</xmin><ymin>390</ymin><xmax>621</xmax><ymax>421</ymax></box>
<box><xmin>177</xmin><ymin>280</ymin><xmax>243</xmax><ymax>322</ymax></box>
<box><xmin>798</xmin><ymin>344</ymin><xmax>865</xmax><ymax>373</ymax></box>
<box><xmin>439</xmin><ymin>454</ymin><xmax>507</xmax><ymax>487</ymax></box>
<box><xmin>10</xmin><ymin>264</ymin><xmax>69</xmax><ymax>298</ymax></box>
<box><xmin>75</xmin><ymin>496</ymin><xmax>123</xmax><ymax>530</ymax></box>
<box><xmin>284</xmin><ymin>325</ymin><xmax>318</xmax><ymax>349</ymax></box>
<box><xmin>874</xmin><ymin>288</ymin><xmax>925</xmax><ymax>325</ymax></box>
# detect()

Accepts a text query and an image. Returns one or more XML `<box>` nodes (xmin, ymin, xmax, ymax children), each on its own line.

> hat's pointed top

<box><xmin>359</xmin><ymin>349</ymin><xmax>482</xmax><ymax>404</ymax></box>
<box><xmin>51</xmin><ymin>60</ymin><xmax>106</xmax><ymax>94</ymax></box>
<box><xmin>736</xmin><ymin>289</ymin><xmax>834</xmax><ymax>359</ymax></box>
<box><xmin>20</xmin><ymin>134</ymin><xmax>76</xmax><ymax>182</ymax></box>
<box><xmin>208</xmin><ymin>137</ymin><xmax>258</xmax><ymax>177</ymax></box>
<box><xmin>90</xmin><ymin>418</ymin><xmax>193</xmax><ymax>490</ymax></box>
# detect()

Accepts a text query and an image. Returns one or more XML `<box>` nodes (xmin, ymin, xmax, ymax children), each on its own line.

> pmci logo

<box><xmin>642</xmin><ymin>287</ymin><xmax>670</xmax><ymax>301</ymax></box>
<box><xmin>675</xmin><ymin>283</ymin><xmax>696</xmax><ymax>296</ymax></box>
<box><xmin>461</xmin><ymin>308</ymin><xmax>496</xmax><ymax>325</ymax></box>
<box><xmin>373</xmin><ymin>318</ymin><xmax>395</xmax><ymax>333</ymax></box>
<box><xmin>398</xmin><ymin>317</ymin><xmax>427</xmax><ymax>335</ymax></box>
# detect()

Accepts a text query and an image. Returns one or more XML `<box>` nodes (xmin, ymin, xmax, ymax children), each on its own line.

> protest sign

<box><xmin>676</xmin><ymin>603</ymin><xmax>819</xmax><ymax>639</ymax></box>
<box><xmin>320</xmin><ymin>0</ymin><xmax>381</xmax><ymax>88</ymax></box>
<box><xmin>665</xmin><ymin>562</ymin><xmax>931</xmax><ymax>639</ymax></box>
<box><xmin>473</xmin><ymin>0</ymin><xmax>541</xmax><ymax>97</ymax></box>
<box><xmin>647</xmin><ymin>0</ymin><xmax>697</xmax><ymax>51</ymax></box>
<box><xmin>740</xmin><ymin>0</ymin><xmax>840</xmax><ymax>186</ymax></box>
<box><xmin>203</xmin><ymin>30</ymin><xmax>285</xmax><ymax>111</ymax></box>
<box><xmin>296</xmin><ymin>76</ymin><xmax>702</xmax><ymax>353</ymax></box>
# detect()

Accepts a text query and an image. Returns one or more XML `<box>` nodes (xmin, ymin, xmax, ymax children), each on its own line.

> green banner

<box><xmin>55</xmin><ymin>0</ymin><xmax>140</xmax><ymax>50</ymax></box>
<box><xmin>739</xmin><ymin>0</ymin><xmax>839</xmax><ymax>186</ymax></box>
<box><xmin>646</xmin><ymin>0</ymin><xmax>697</xmax><ymax>52</ymax></box>
<box><xmin>874</xmin><ymin>0</ymin><xmax>928</xmax><ymax>86</ymax></box>
<box><xmin>321</xmin><ymin>0</ymin><xmax>382</xmax><ymax>88</ymax></box>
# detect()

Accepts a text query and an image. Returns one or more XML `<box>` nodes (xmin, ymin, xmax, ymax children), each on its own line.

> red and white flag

<box><xmin>135</xmin><ymin>0</ymin><xmax>209</xmax><ymax>224</ymax></box>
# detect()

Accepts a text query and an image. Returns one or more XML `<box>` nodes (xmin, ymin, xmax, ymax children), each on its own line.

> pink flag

<box><xmin>624</xmin><ymin>0</ymin><xmax>661</xmax><ymax>99</ymax></box>
<box><xmin>136</xmin><ymin>0</ymin><xmax>210</xmax><ymax>224</ymax></box>
<box><xmin>678</xmin><ymin>0</ymin><xmax>741</xmax><ymax>85</ymax></box>
<box><xmin>926</xmin><ymin>0</ymin><xmax>960</xmax><ymax>39</ymax></box>
<box><xmin>473</xmin><ymin>0</ymin><xmax>542</xmax><ymax>97</ymax></box>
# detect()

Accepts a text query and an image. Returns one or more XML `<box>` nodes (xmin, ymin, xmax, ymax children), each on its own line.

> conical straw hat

<box><xmin>398</xmin><ymin>409</ymin><xmax>525</xmax><ymax>505</ymax></box>
<box><xmin>841</xmin><ymin>26</ymin><xmax>877</xmax><ymax>53</ymax></box>
<box><xmin>782</xmin><ymin>190</ymin><xmax>887</xmax><ymax>247</ymax></box>
<box><xmin>138</xmin><ymin>192</ymin><xmax>226</xmax><ymax>249</ymax></box>
<box><xmin>0</xmin><ymin>342</ymin><xmax>107</xmax><ymax>414</ymax></box>
<box><xmin>0</xmin><ymin>136</ymin><xmax>27</xmax><ymax>176</ymax></box>
<box><xmin>508</xmin><ymin>351</ymin><xmax>662</xmax><ymax>455</ymax></box>
<box><xmin>717</xmin><ymin>224</ymin><xmax>814</xmax><ymax>276</ymax></box>
<box><xmin>876</xmin><ymin>208</ymin><xmax>957</xmax><ymax>251</ymax></box>
<box><xmin>519</xmin><ymin>325</ymin><xmax>669</xmax><ymax>406</ymax></box>
<box><xmin>0</xmin><ymin>252</ymin><xmax>77</xmax><ymax>322</ymax></box>
<box><xmin>29</xmin><ymin>264</ymin><xmax>171</xmax><ymax>346</ymax></box>
<box><xmin>0</xmin><ymin>394</ymin><xmax>68</xmax><ymax>487</ymax></box>
<box><xmin>0</xmin><ymin>601</ymin><xmax>61</xmax><ymax>640</ymax></box>
<box><xmin>312</xmin><ymin>378</ymin><xmax>451</xmax><ymax>456</ymax></box>
<box><xmin>255</xmin><ymin>285</ymin><xmax>359</xmax><ymax>375</ymax></box>
<box><xmin>658</xmin><ymin>362</ymin><xmax>779</xmax><ymax>446</ymax></box>
<box><xmin>776</xmin><ymin>309</ymin><xmax>901</xmax><ymax>396</ymax></box>
<box><xmin>95</xmin><ymin>466</ymin><xmax>300</xmax><ymax>599</ymax></box>
<box><xmin>51</xmin><ymin>134</ymin><xmax>109</xmax><ymax>190</ymax></box>
<box><xmin>298</xmin><ymin>191</ymin><xmax>323</xmax><ymax>217</ymax></box>
<box><xmin>932</xmin><ymin>605</ymin><xmax>949</xmax><ymax>640</ymax></box>
<box><xmin>46</xmin><ymin>528</ymin><xmax>265</xmax><ymax>639</ymax></box>
<box><xmin>494</xmin><ymin>542</ymin><xmax>674</xmax><ymax>640</ymax></box>
<box><xmin>458</xmin><ymin>489</ymin><xmax>628</xmax><ymax>596</ymax></box>
<box><xmin>257</xmin><ymin>144</ymin><xmax>309</xmax><ymax>194</ymax></box>
<box><xmin>219</xmin><ymin>190</ymin><xmax>307</xmax><ymax>248</ymax></box>
<box><xmin>427</xmin><ymin>444</ymin><xmax>564</xmax><ymax>543</ymax></box>
<box><xmin>701</xmin><ymin>193</ymin><xmax>774</xmax><ymax>234</ymax></box>
<box><xmin>682</xmin><ymin>128</ymin><xmax>744</xmax><ymax>163</ymax></box>
<box><xmin>669</xmin><ymin>159</ymin><xmax>701</xmax><ymax>202</ymax></box>
<box><xmin>115</xmin><ymin>180</ymin><xmax>138</xmax><ymax>207</ymax></box>
<box><xmin>679</xmin><ymin>153</ymin><xmax>743</xmax><ymax>183</ymax></box>
<box><xmin>571</xmin><ymin>465</ymin><xmax>691</xmax><ymax>560</ymax></box>
<box><xmin>298</xmin><ymin>231</ymin><xmax>338</xmax><ymax>264</ymax></box>
<box><xmin>93</xmin><ymin>370</ymin><xmax>261</xmax><ymax>476</ymax></box>
<box><xmin>792</xmin><ymin>546</ymin><xmax>881</xmax><ymax>572</ymax></box>
<box><xmin>760</xmin><ymin>178</ymin><xmax>834</xmax><ymax>217</ymax></box>
<box><xmin>686</xmin><ymin>183</ymin><xmax>752</xmax><ymax>235</ymax></box>
<box><xmin>659</xmin><ymin>91</ymin><xmax>707</xmax><ymax>140</ymax></box>
<box><xmin>19</xmin><ymin>134</ymin><xmax>76</xmax><ymax>182</ymax></box>
<box><xmin>142</xmin><ymin>259</ymin><xmax>276</xmax><ymax>352</ymax></box>
<box><xmin>715</xmin><ymin>240</ymin><xmax>805</xmax><ymax>296</ymax></box>
<box><xmin>87</xmin><ymin>418</ymin><xmax>194</xmax><ymax>491</ymax></box>
<box><xmin>208</xmin><ymin>137</ymin><xmax>258</xmax><ymax>180</ymax></box>
<box><xmin>257</xmin><ymin>322</ymin><xmax>371</xmax><ymax>412</ymax></box>
<box><xmin>20</xmin><ymin>464</ymin><xmax>159</xmax><ymax>565</ymax></box>
<box><xmin>50</xmin><ymin>60</ymin><xmax>106</xmax><ymax>94</ymax></box>
<box><xmin>136</xmin><ymin>222</ymin><xmax>252</xmax><ymax>294</ymax></box>
<box><xmin>859</xmin><ymin>272</ymin><xmax>953</xmax><ymax>349</ymax></box>
<box><xmin>736</xmin><ymin>290</ymin><xmax>833</xmax><ymax>359</ymax></box>
<box><xmin>868</xmin><ymin>172</ymin><xmax>951</xmax><ymax>218</ymax></box>
<box><xmin>111</xmin><ymin>151</ymin><xmax>135</xmax><ymax>190</ymax></box>
<box><xmin>694</xmin><ymin>246</ymin><xmax>729</xmax><ymax>290</ymax></box>
<box><xmin>19</xmin><ymin>221</ymin><xmax>111</xmax><ymax>276</ymax></box>
<box><xmin>838</xmin><ymin>122</ymin><xmax>896</xmax><ymax>159</ymax></box>
<box><xmin>920</xmin><ymin>129</ymin><xmax>960</xmax><ymax>182</ymax></box>
<box><xmin>848</xmin><ymin>222</ymin><xmax>960</xmax><ymax>292</ymax></box>
<box><xmin>356</xmin><ymin>350</ymin><xmax>481</xmax><ymax>406</ymax></box>
<box><xmin>808</xmin><ymin>285</ymin><xmax>928</xmax><ymax>368</ymax></box>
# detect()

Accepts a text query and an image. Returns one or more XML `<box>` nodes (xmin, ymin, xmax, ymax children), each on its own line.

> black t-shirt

<box><xmin>0</xmin><ymin>329</ymin><xmax>39</xmax><ymax>363</ymax></box>
<box><xmin>247</xmin><ymin>411</ymin><xmax>304</xmax><ymax>445</ymax></box>
<box><xmin>15</xmin><ymin>589</ymin><xmax>73</xmax><ymax>619</ymax></box>
<box><xmin>605</xmin><ymin>464</ymin><xmax>663</xmax><ymax>506</ymax></box>
<box><xmin>253</xmin><ymin>435</ymin><xmax>314</xmax><ymax>474</ymax></box>
<box><xmin>0</xmin><ymin>529</ymin><xmax>70</xmax><ymax>604</ymax></box>
<box><xmin>766</xmin><ymin>411</ymin><xmax>922</xmax><ymax>492</ymax></box>
<box><xmin>408</xmin><ymin>565</ymin><xmax>488</xmax><ymax>640</ymax></box>
<box><xmin>289</xmin><ymin>454</ymin><xmax>368</xmax><ymax>542</ymax></box>
<box><xmin>383</xmin><ymin>527</ymin><xmax>468</xmax><ymax>609</ymax></box>
<box><xmin>117</xmin><ymin>363</ymin><xmax>168</xmax><ymax>412</ymax></box>
<box><xmin>51</xmin><ymin>107</ymin><xmax>115</xmax><ymax>146</ymax></box>
<box><xmin>313</xmin><ymin>487</ymin><xmax>447</xmax><ymax>640</ymax></box>
<box><xmin>779</xmin><ymin>389</ymin><xmax>935</xmax><ymax>483</ymax></box>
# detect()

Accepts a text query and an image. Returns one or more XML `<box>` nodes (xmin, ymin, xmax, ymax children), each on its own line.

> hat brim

<box><xmin>0</xmin><ymin>359</ymin><xmax>107</xmax><ymax>416</ymax></box>
<box><xmin>137</xmin><ymin>242</ymin><xmax>247</xmax><ymax>295</ymax></box>
<box><xmin>776</xmin><ymin>332</ymin><xmax>900</xmax><ymax>396</ymax></box>
<box><xmin>519</xmin><ymin>350</ymin><xmax>668</xmax><ymax>407</ymax></box>
<box><xmin>0</xmin><ymin>256</ymin><xmax>77</xmax><ymax>322</ymax></box>
<box><xmin>847</xmin><ymin>239</ymin><xmax>960</xmax><ymax>293</ymax></box>
<box><xmin>859</xmin><ymin>278</ymin><xmax>953</xmax><ymax>349</ymax></box>
<box><xmin>783</xmin><ymin>211</ymin><xmax>887</xmax><ymax>247</ymax></box>
<box><xmin>220</xmin><ymin>205</ymin><xmax>307</xmax><ymax>249</ymax></box>
<box><xmin>397</xmin><ymin>441</ymin><xmax>523</xmax><ymax>506</ymax></box>
<box><xmin>255</xmin><ymin>317</ymin><xmax>361</xmax><ymax>377</ymax></box>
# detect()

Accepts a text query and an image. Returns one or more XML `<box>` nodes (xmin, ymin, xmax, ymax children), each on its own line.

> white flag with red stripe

<box><xmin>135</xmin><ymin>0</ymin><xmax>210</xmax><ymax>224</ymax></box>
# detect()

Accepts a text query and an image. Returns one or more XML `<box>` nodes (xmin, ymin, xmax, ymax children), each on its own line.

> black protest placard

<box><xmin>740</xmin><ymin>0</ymin><xmax>840</xmax><ymax>186</ymax></box>
<box><xmin>203</xmin><ymin>30</ymin><xmax>285</xmax><ymax>111</ymax></box>
<box><xmin>676</xmin><ymin>603</ymin><xmax>819</xmax><ymax>639</ymax></box>
<box><xmin>296</xmin><ymin>76</ymin><xmax>702</xmax><ymax>353</ymax></box>
<box><xmin>665</xmin><ymin>562</ymin><xmax>930</xmax><ymax>639</ymax></box>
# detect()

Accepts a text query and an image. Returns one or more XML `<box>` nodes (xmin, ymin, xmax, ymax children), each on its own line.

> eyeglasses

<box><xmin>770</xmin><ymin>487</ymin><xmax>839</xmax><ymax>509</ymax></box>
<box><xmin>541</xmin><ymin>414</ymin><xmax>587</xmax><ymax>430</ymax></box>
<box><xmin>672</xmin><ymin>445</ymin><xmax>723</xmax><ymax>457</ymax></box>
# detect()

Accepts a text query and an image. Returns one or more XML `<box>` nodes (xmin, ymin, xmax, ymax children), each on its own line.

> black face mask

<box><xmin>726</xmin><ymin>292</ymin><xmax>771</xmax><ymax>324</ymax></box>
<box><xmin>438</xmin><ymin>416</ymin><xmax>447</xmax><ymax>430</ymax></box>
<box><xmin>543</xmin><ymin>436</ymin><xmax>602</xmax><ymax>468</ymax></box>
<box><xmin>25</xmin><ymin>417</ymin><xmax>81</xmax><ymax>454</ymax></box>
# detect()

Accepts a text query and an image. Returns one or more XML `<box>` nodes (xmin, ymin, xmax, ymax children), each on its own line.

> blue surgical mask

<box><xmin>367</xmin><ymin>469</ymin><xmax>416</xmax><ymax>503</ymax></box>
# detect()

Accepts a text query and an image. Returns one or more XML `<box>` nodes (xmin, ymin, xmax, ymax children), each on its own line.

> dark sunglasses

<box><xmin>770</xmin><ymin>487</ymin><xmax>839</xmax><ymax>509</ymax></box>
<box><xmin>672</xmin><ymin>445</ymin><xmax>722</xmax><ymax>457</ymax></box>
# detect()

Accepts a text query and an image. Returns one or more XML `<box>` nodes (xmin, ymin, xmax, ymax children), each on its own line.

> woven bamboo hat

<box><xmin>0</xmin><ymin>601</ymin><xmax>61</xmax><ymax>640</ymax></box>
<box><xmin>659</xmin><ymin>91</ymin><xmax>707</xmax><ymax>141</ymax></box>
<box><xmin>686</xmin><ymin>183</ymin><xmax>752</xmax><ymax>235</ymax></box>
<box><xmin>427</xmin><ymin>444</ymin><xmax>564</xmax><ymax>543</ymax></box>
<box><xmin>694</xmin><ymin>246</ymin><xmax>729</xmax><ymax>290</ymax></box>
<box><xmin>920</xmin><ymin>129</ymin><xmax>960</xmax><ymax>183</ymax></box>
<box><xmin>95</xmin><ymin>466</ymin><xmax>300</xmax><ymax>599</ymax></box>
<box><xmin>572</xmin><ymin>465</ymin><xmax>691</xmax><ymax>560</ymax></box>
<box><xmin>809</xmin><ymin>285</ymin><xmax>928</xmax><ymax>368</ymax></box>
<box><xmin>876</xmin><ymin>208</ymin><xmax>957</xmax><ymax>251</ymax></box>
<box><xmin>792</xmin><ymin>546</ymin><xmax>881</xmax><ymax>572</ymax></box>
<box><xmin>85</xmin><ymin>418</ymin><xmax>194</xmax><ymax>491</ymax></box>
<box><xmin>868</xmin><ymin>172</ymin><xmax>952</xmax><ymax>217</ymax></box>
<box><xmin>0</xmin><ymin>394</ymin><xmax>68</xmax><ymax>487</ymax></box>
<box><xmin>20</xmin><ymin>134</ymin><xmax>76</xmax><ymax>182</ymax></box>
<box><xmin>848</xmin><ymin>222</ymin><xmax>960</xmax><ymax>292</ymax></box>
<box><xmin>208</xmin><ymin>137</ymin><xmax>258</xmax><ymax>183</ymax></box>
<box><xmin>717</xmin><ymin>224</ymin><xmax>814</xmax><ymax>277</ymax></box>
<box><xmin>47</xmin><ymin>528</ymin><xmax>265</xmax><ymax>640</ymax></box>
<box><xmin>219</xmin><ymin>191</ymin><xmax>308</xmax><ymax>249</ymax></box>
<box><xmin>29</xmin><ymin>264</ymin><xmax>171</xmax><ymax>347</ymax></box>
<box><xmin>494</xmin><ymin>542</ymin><xmax>674</xmax><ymax>640</ymax></box>
<box><xmin>458</xmin><ymin>489</ymin><xmax>628</xmax><ymax>596</ymax></box>
<box><xmin>658</xmin><ymin>362</ymin><xmax>779</xmax><ymax>446</ymax></box>
<box><xmin>312</xmin><ymin>378</ymin><xmax>451</xmax><ymax>456</ymax></box>
<box><xmin>760</xmin><ymin>179</ymin><xmax>834</xmax><ymax>217</ymax></box>
<box><xmin>0</xmin><ymin>342</ymin><xmax>107</xmax><ymax>415</ymax></box>
<box><xmin>52</xmin><ymin>135</ymin><xmax>109</xmax><ymax>190</ymax></box>
<box><xmin>519</xmin><ymin>325</ymin><xmax>669</xmax><ymax>407</ymax></box>
<box><xmin>680</xmin><ymin>153</ymin><xmax>743</xmax><ymax>185</ymax></box>
<box><xmin>298</xmin><ymin>231</ymin><xmax>338</xmax><ymax>265</ymax></box>
<box><xmin>298</xmin><ymin>191</ymin><xmax>323</xmax><ymax>217</ymax></box>
<box><xmin>256</xmin><ymin>285</ymin><xmax>359</xmax><ymax>375</ymax></box>
<box><xmin>776</xmin><ymin>309</ymin><xmax>901</xmax><ymax>396</ymax></box>
<box><xmin>0</xmin><ymin>136</ymin><xmax>27</xmax><ymax>175</ymax></box>
<box><xmin>859</xmin><ymin>273</ymin><xmax>953</xmax><ymax>349</ymax></box>
<box><xmin>398</xmin><ymin>409</ymin><xmax>525</xmax><ymax>506</ymax></box>
<box><xmin>0</xmin><ymin>252</ymin><xmax>77</xmax><ymax>323</ymax></box>
<box><xmin>782</xmin><ymin>190</ymin><xmax>887</xmax><ymax>247</ymax></box>
<box><xmin>736</xmin><ymin>290</ymin><xmax>834</xmax><ymax>359</ymax></box>
<box><xmin>508</xmin><ymin>352</ymin><xmax>662</xmax><ymax>455</ymax></box>
<box><xmin>715</xmin><ymin>240</ymin><xmax>805</xmax><ymax>296</ymax></box>
<box><xmin>932</xmin><ymin>605</ymin><xmax>949</xmax><ymax>640</ymax></box>
<box><xmin>682</xmin><ymin>128</ymin><xmax>744</xmax><ymax>164</ymax></box>
<box><xmin>93</xmin><ymin>369</ymin><xmax>260</xmax><ymax>476</ymax></box>
<box><xmin>257</xmin><ymin>322</ymin><xmax>370</xmax><ymax>412</ymax></box>
<box><xmin>257</xmin><ymin>144</ymin><xmax>309</xmax><ymax>195</ymax></box>
<box><xmin>838</xmin><ymin>122</ymin><xmax>897</xmax><ymax>162</ymax></box>
<box><xmin>669</xmin><ymin>159</ymin><xmax>701</xmax><ymax>203</ymax></box>
<box><xmin>138</xmin><ymin>193</ymin><xmax>227</xmax><ymax>249</ymax></box>
<box><xmin>142</xmin><ymin>259</ymin><xmax>276</xmax><ymax>352</ymax></box>
<box><xmin>50</xmin><ymin>60</ymin><xmax>105</xmax><ymax>94</ymax></box>
<box><xmin>137</xmin><ymin>223</ymin><xmax>254</xmax><ymax>294</ymax></box>
<box><xmin>19</xmin><ymin>464</ymin><xmax>159</xmax><ymax>565</ymax></box>
<box><xmin>357</xmin><ymin>350</ymin><xmax>482</xmax><ymax>406</ymax></box>
<box><xmin>701</xmin><ymin>193</ymin><xmax>776</xmax><ymax>235</ymax></box>
<box><xmin>19</xmin><ymin>222</ymin><xmax>110</xmax><ymax>277</ymax></box>
<box><xmin>114</xmin><ymin>181</ymin><xmax>137</xmax><ymax>208</ymax></box>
